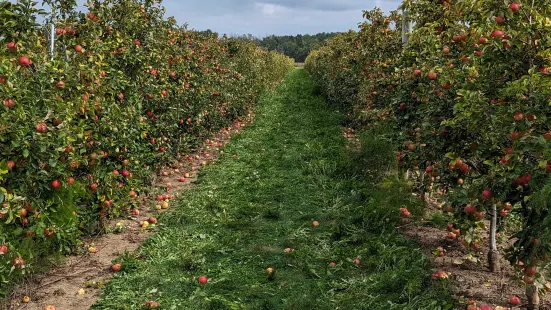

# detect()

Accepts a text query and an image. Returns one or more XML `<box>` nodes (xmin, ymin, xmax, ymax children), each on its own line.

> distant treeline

<box><xmin>197</xmin><ymin>30</ymin><xmax>340</xmax><ymax>62</ymax></box>
<box><xmin>255</xmin><ymin>33</ymin><xmax>339</xmax><ymax>62</ymax></box>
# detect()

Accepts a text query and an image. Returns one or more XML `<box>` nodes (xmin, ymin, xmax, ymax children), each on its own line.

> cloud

<box><xmin>41</xmin><ymin>0</ymin><xmax>403</xmax><ymax>37</ymax></box>
<box><xmin>254</xmin><ymin>3</ymin><xmax>287</xmax><ymax>16</ymax></box>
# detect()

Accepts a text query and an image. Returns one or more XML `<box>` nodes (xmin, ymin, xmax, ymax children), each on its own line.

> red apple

<box><xmin>111</xmin><ymin>263</ymin><xmax>122</xmax><ymax>272</ymax></box>
<box><xmin>74</xmin><ymin>45</ymin><xmax>83</xmax><ymax>53</ymax></box>
<box><xmin>509</xmin><ymin>2</ymin><xmax>520</xmax><ymax>12</ymax></box>
<box><xmin>509</xmin><ymin>295</ymin><xmax>521</xmax><ymax>305</ymax></box>
<box><xmin>7</xmin><ymin>41</ymin><xmax>17</xmax><ymax>51</ymax></box>
<box><xmin>198</xmin><ymin>275</ymin><xmax>208</xmax><ymax>284</ymax></box>
<box><xmin>3</xmin><ymin>98</ymin><xmax>14</xmax><ymax>108</ymax></box>
<box><xmin>464</xmin><ymin>204</ymin><xmax>476</xmax><ymax>215</ymax></box>
<box><xmin>431</xmin><ymin>270</ymin><xmax>448</xmax><ymax>280</ymax></box>
<box><xmin>482</xmin><ymin>189</ymin><xmax>492</xmax><ymax>200</ymax></box>
<box><xmin>491</xmin><ymin>30</ymin><xmax>504</xmax><ymax>39</ymax></box>
<box><xmin>36</xmin><ymin>123</ymin><xmax>48</xmax><ymax>133</ymax></box>
<box><xmin>13</xmin><ymin>256</ymin><xmax>25</xmax><ymax>268</ymax></box>
<box><xmin>51</xmin><ymin>179</ymin><xmax>62</xmax><ymax>190</ymax></box>
<box><xmin>524</xmin><ymin>265</ymin><xmax>537</xmax><ymax>276</ymax></box>
<box><xmin>496</xmin><ymin>16</ymin><xmax>505</xmax><ymax>23</ymax></box>
<box><xmin>18</xmin><ymin>56</ymin><xmax>30</xmax><ymax>67</ymax></box>
<box><xmin>513</xmin><ymin>111</ymin><xmax>524</xmax><ymax>121</ymax></box>
<box><xmin>44</xmin><ymin>227</ymin><xmax>55</xmax><ymax>238</ymax></box>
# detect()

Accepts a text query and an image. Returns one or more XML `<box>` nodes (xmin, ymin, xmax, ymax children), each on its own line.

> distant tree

<box><xmin>256</xmin><ymin>33</ymin><xmax>339</xmax><ymax>62</ymax></box>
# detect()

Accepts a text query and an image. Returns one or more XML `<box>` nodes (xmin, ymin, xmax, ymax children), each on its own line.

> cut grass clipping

<box><xmin>93</xmin><ymin>69</ymin><xmax>456</xmax><ymax>310</ymax></box>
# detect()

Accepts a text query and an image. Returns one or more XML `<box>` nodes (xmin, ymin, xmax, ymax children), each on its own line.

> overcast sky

<box><xmin>165</xmin><ymin>0</ymin><xmax>402</xmax><ymax>37</ymax></box>
<box><xmin>58</xmin><ymin>0</ymin><xmax>401</xmax><ymax>37</ymax></box>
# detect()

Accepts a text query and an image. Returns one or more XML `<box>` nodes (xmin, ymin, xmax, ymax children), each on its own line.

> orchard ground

<box><xmin>5</xmin><ymin>68</ymin><xmax>541</xmax><ymax>309</ymax></box>
<box><xmin>91</xmin><ymin>69</ymin><xmax>455</xmax><ymax>309</ymax></box>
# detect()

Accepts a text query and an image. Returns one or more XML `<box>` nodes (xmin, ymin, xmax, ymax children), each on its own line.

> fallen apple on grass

<box><xmin>111</xmin><ymin>263</ymin><xmax>122</xmax><ymax>272</ymax></box>
<box><xmin>198</xmin><ymin>275</ymin><xmax>208</xmax><ymax>284</ymax></box>
<box><xmin>144</xmin><ymin>301</ymin><xmax>160</xmax><ymax>308</ymax></box>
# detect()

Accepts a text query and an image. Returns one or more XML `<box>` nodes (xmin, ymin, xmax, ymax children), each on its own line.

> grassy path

<box><xmin>93</xmin><ymin>69</ymin><xmax>455</xmax><ymax>309</ymax></box>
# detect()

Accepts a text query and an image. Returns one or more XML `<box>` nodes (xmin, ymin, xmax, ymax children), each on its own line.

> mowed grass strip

<box><xmin>93</xmin><ymin>69</ymin><xmax>456</xmax><ymax>310</ymax></box>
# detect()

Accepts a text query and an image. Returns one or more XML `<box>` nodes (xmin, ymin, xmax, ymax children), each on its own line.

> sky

<box><xmin>60</xmin><ymin>0</ymin><xmax>402</xmax><ymax>38</ymax></box>
<box><xmin>164</xmin><ymin>0</ymin><xmax>402</xmax><ymax>37</ymax></box>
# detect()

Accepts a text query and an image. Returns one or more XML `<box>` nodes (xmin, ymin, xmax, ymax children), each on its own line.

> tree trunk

<box><xmin>488</xmin><ymin>204</ymin><xmax>500</xmax><ymax>272</ymax></box>
<box><xmin>526</xmin><ymin>283</ymin><xmax>540</xmax><ymax>310</ymax></box>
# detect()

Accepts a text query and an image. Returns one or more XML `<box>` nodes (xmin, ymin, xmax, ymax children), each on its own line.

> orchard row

<box><xmin>306</xmin><ymin>1</ymin><xmax>551</xmax><ymax>308</ymax></box>
<box><xmin>0</xmin><ymin>0</ymin><xmax>293</xmax><ymax>294</ymax></box>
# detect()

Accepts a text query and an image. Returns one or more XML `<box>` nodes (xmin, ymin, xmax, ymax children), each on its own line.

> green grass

<box><xmin>93</xmin><ymin>69</ymin><xmax>457</xmax><ymax>310</ymax></box>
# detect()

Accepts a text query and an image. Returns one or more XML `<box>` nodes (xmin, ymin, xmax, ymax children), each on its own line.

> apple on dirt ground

<box><xmin>431</xmin><ymin>270</ymin><xmax>448</xmax><ymax>280</ymax></box>
<box><xmin>509</xmin><ymin>295</ymin><xmax>521</xmax><ymax>305</ymax></box>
